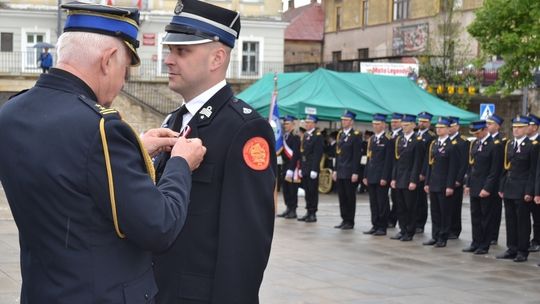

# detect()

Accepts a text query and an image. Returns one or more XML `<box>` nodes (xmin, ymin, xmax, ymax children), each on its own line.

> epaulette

<box><xmin>452</xmin><ymin>139</ymin><xmax>457</xmax><ymax>145</ymax></box>
<box><xmin>385</xmin><ymin>132</ymin><xmax>392</xmax><ymax>140</ymax></box>
<box><xmin>8</xmin><ymin>89</ymin><xmax>29</xmax><ymax>100</ymax></box>
<box><xmin>460</xmin><ymin>135</ymin><xmax>468</xmax><ymax>140</ymax></box>
<box><xmin>502</xmin><ymin>137</ymin><xmax>507</xmax><ymax>142</ymax></box>
<box><xmin>533</xmin><ymin>140</ymin><xmax>539</xmax><ymax>145</ymax></box>
<box><xmin>428</xmin><ymin>130</ymin><xmax>436</xmax><ymax>136</ymax></box>
<box><xmin>494</xmin><ymin>139</ymin><xmax>500</xmax><ymax>144</ymax></box>
<box><xmin>229</xmin><ymin>97</ymin><xmax>258</xmax><ymax>121</ymax></box>
<box><xmin>78</xmin><ymin>94</ymin><xmax>120</xmax><ymax>120</ymax></box>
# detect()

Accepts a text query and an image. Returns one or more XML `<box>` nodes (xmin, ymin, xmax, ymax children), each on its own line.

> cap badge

<box><xmin>199</xmin><ymin>105</ymin><xmax>212</xmax><ymax>119</ymax></box>
<box><xmin>174</xmin><ymin>0</ymin><xmax>184</xmax><ymax>15</ymax></box>
<box><xmin>243</xmin><ymin>107</ymin><xmax>252</xmax><ymax>114</ymax></box>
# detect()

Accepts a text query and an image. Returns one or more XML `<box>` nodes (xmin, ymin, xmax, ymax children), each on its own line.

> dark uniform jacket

<box><xmin>152</xmin><ymin>85</ymin><xmax>277</xmax><ymax>304</ymax></box>
<box><xmin>364</xmin><ymin>131</ymin><xmax>393</xmax><ymax>184</ymax></box>
<box><xmin>0</xmin><ymin>69</ymin><xmax>191</xmax><ymax>304</ymax></box>
<box><xmin>392</xmin><ymin>133</ymin><xmax>425</xmax><ymax>189</ymax></box>
<box><xmin>465</xmin><ymin>136</ymin><xmax>503</xmax><ymax>197</ymax></box>
<box><xmin>282</xmin><ymin>131</ymin><xmax>301</xmax><ymax>172</ymax></box>
<box><xmin>335</xmin><ymin>129</ymin><xmax>362</xmax><ymax>179</ymax></box>
<box><xmin>418</xmin><ymin>129</ymin><xmax>436</xmax><ymax>177</ymax></box>
<box><xmin>300</xmin><ymin>129</ymin><xmax>324</xmax><ymax>175</ymax></box>
<box><xmin>425</xmin><ymin>137</ymin><xmax>459</xmax><ymax>192</ymax></box>
<box><xmin>500</xmin><ymin>137</ymin><xmax>539</xmax><ymax>199</ymax></box>
<box><xmin>451</xmin><ymin>133</ymin><xmax>469</xmax><ymax>186</ymax></box>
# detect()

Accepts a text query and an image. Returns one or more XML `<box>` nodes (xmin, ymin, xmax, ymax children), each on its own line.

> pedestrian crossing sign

<box><xmin>480</xmin><ymin>103</ymin><xmax>495</xmax><ymax>120</ymax></box>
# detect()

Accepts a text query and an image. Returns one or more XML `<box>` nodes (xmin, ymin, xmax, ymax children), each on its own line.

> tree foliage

<box><xmin>468</xmin><ymin>0</ymin><xmax>540</xmax><ymax>95</ymax></box>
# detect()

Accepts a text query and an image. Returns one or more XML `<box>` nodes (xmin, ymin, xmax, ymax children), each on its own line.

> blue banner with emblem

<box><xmin>268</xmin><ymin>90</ymin><xmax>283</xmax><ymax>154</ymax></box>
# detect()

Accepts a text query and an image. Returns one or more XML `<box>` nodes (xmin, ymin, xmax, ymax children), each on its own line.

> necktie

<box><xmin>171</xmin><ymin>105</ymin><xmax>189</xmax><ymax>133</ymax></box>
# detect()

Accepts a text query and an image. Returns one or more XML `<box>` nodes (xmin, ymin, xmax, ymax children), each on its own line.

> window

<box><xmin>242</xmin><ymin>41</ymin><xmax>259</xmax><ymax>75</ymax></box>
<box><xmin>25</xmin><ymin>32</ymin><xmax>45</xmax><ymax>68</ymax></box>
<box><xmin>332</xmin><ymin>51</ymin><xmax>342</xmax><ymax>63</ymax></box>
<box><xmin>336</xmin><ymin>7</ymin><xmax>342</xmax><ymax>31</ymax></box>
<box><xmin>362</xmin><ymin>0</ymin><xmax>369</xmax><ymax>26</ymax></box>
<box><xmin>393</xmin><ymin>0</ymin><xmax>409</xmax><ymax>21</ymax></box>
<box><xmin>1</xmin><ymin>33</ymin><xmax>13</xmax><ymax>52</ymax></box>
<box><xmin>358</xmin><ymin>48</ymin><xmax>369</xmax><ymax>59</ymax></box>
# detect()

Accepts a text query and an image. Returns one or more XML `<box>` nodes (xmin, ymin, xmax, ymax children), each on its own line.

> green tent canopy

<box><xmin>236</xmin><ymin>68</ymin><xmax>478</xmax><ymax>124</ymax></box>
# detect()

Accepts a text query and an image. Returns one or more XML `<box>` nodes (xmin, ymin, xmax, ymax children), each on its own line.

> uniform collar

<box><xmin>480</xmin><ymin>133</ymin><xmax>491</xmax><ymax>144</ymax></box>
<box><xmin>529</xmin><ymin>133</ymin><xmax>539</xmax><ymax>141</ymax></box>
<box><xmin>375</xmin><ymin>130</ymin><xmax>385</xmax><ymax>139</ymax></box>
<box><xmin>35</xmin><ymin>68</ymin><xmax>97</xmax><ymax>101</ymax></box>
<box><xmin>515</xmin><ymin>136</ymin><xmax>526</xmax><ymax>146</ymax></box>
<box><xmin>306</xmin><ymin>128</ymin><xmax>316</xmax><ymax>135</ymax></box>
<box><xmin>491</xmin><ymin>132</ymin><xmax>499</xmax><ymax>139</ymax></box>
<box><xmin>392</xmin><ymin>128</ymin><xmax>402</xmax><ymax>136</ymax></box>
<box><xmin>404</xmin><ymin>131</ymin><xmax>414</xmax><ymax>140</ymax></box>
<box><xmin>343</xmin><ymin>127</ymin><xmax>352</xmax><ymax>135</ymax></box>
<box><xmin>438</xmin><ymin>135</ymin><xmax>449</xmax><ymax>144</ymax></box>
<box><xmin>183</xmin><ymin>79</ymin><xmax>226</xmax><ymax>116</ymax></box>
<box><xmin>450</xmin><ymin>132</ymin><xmax>459</xmax><ymax>140</ymax></box>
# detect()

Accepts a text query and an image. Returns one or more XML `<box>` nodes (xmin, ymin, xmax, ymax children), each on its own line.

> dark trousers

<box><xmin>530</xmin><ymin>204</ymin><xmax>540</xmax><ymax>245</ymax></box>
<box><xmin>491</xmin><ymin>196</ymin><xmax>502</xmax><ymax>242</ymax></box>
<box><xmin>367</xmin><ymin>184</ymin><xmax>389</xmax><ymax>231</ymax></box>
<box><xmin>389</xmin><ymin>189</ymin><xmax>398</xmax><ymax>226</ymax></box>
<box><xmin>396</xmin><ymin>188</ymin><xmax>418</xmax><ymax>237</ymax></box>
<box><xmin>336</xmin><ymin>179</ymin><xmax>358</xmax><ymax>225</ymax></box>
<box><xmin>450</xmin><ymin>185</ymin><xmax>463</xmax><ymax>237</ymax></box>
<box><xmin>282</xmin><ymin>180</ymin><xmax>299</xmax><ymax>211</ymax></box>
<box><xmin>470</xmin><ymin>196</ymin><xmax>495</xmax><ymax>250</ymax></box>
<box><xmin>503</xmin><ymin>198</ymin><xmax>531</xmax><ymax>256</ymax></box>
<box><xmin>416</xmin><ymin>180</ymin><xmax>428</xmax><ymax>229</ymax></box>
<box><xmin>303</xmin><ymin>176</ymin><xmax>319</xmax><ymax>213</ymax></box>
<box><xmin>429</xmin><ymin>191</ymin><xmax>453</xmax><ymax>242</ymax></box>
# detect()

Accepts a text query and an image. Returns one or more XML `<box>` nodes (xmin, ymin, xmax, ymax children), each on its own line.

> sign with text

<box><xmin>360</xmin><ymin>62</ymin><xmax>419</xmax><ymax>77</ymax></box>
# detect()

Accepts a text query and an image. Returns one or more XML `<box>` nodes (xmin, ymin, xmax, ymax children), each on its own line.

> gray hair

<box><xmin>57</xmin><ymin>32</ymin><xmax>127</xmax><ymax>66</ymax></box>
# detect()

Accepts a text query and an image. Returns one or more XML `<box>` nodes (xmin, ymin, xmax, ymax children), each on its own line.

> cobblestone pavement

<box><xmin>1</xmin><ymin>186</ymin><xmax>540</xmax><ymax>303</ymax></box>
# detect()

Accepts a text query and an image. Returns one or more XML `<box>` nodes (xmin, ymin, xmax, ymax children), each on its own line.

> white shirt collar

<box><xmin>307</xmin><ymin>128</ymin><xmax>316</xmax><ymax>135</ymax></box>
<box><xmin>450</xmin><ymin>132</ymin><xmax>459</xmax><ymax>140</ymax></box>
<box><xmin>418</xmin><ymin>128</ymin><xmax>428</xmax><ymax>135</ymax></box>
<box><xmin>404</xmin><ymin>131</ymin><xmax>414</xmax><ymax>140</ymax></box>
<box><xmin>529</xmin><ymin>133</ymin><xmax>539</xmax><ymax>140</ymax></box>
<box><xmin>343</xmin><ymin>127</ymin><xmax>352</xmax><ymax>135</ymax></box>
<box><xmin>181</xmin><ymin>80</ymin><xmax>226</xmax><ymax>129</ymax></box>
<box><xmin>375</xmin><ymin>131</ymin><xmax>385</xmax><ymax>139</ymax></box>
<box><xmin>491</xmin><ymin>132</ymin><xmax>499</xmax><ymax>138</ymax></box>
<box><xmin>516</xmin><ymin>136</ymin><xmax>526</xmax><ymax>146</ymax></box>
<box><xmin>392</xmin><ymin>128</ymin><xmax>402</xmax><ymax>135</ymax></box>
<box><xmin>438</xmin><ymin>135</ymin><xmax>449</xmax><ymax>143</ymax></box>
<box><xmin>480</xmin><ymin>133</ymin><xmax>491</xmax><ymax>143</ymax></box>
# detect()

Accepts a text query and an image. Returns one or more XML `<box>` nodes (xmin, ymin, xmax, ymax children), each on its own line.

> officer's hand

<box><xmin>525</xmin><ymin>195</ymin><xmax>533</xmax><ymax>202</ymax></box>
<box><xmin>408</xmin><ymin>182</ymin><xmax>417</xmax><ymax>191</ymax></box>
<box><xmin>351</xmin><ymin>174</ymin><xmax>358</xmax><ymax>183</ymax></box>
<box><xmin>424</xmin><ymin>185</ymin><xmax>429</xmax><ymax>193</ymax></box>
<box><xmin>535</xmin><ymin>196</ymin><xmax>540</xmax><ymax>204</ymax></box>
<box><xmin>445</xmin><ymin>187</ymin><xmax>454</xmax><ymax>197</ymax></box>
<box><xmin>390</xmin><ymin>180</ymin><xmax>396</xmax><ymax>189</ymax></box>
<box><xmin>498</xmin><ymin>192</ymin><xmax>504</xmax><ymax>199</ymax></box>
<box><xmin>464</xmin><ymin>187</ymin><xmax>470</xmax><ymax>196</ymax></box>
<box><xmin>310</xmin><ymin>171</ymin><xmax>318</xmax><ymax>179</ymax></box>
<box><xmin>171</xmin><ymin>137</ymin><xmax>206</xmax><ymax>171</ymax></box>
<box><xmin>285</xmin><ymin>170</ymin><xmax>294</xmax><ymax>182</ymax></box>
<box><xmin>141</xmin><ymin>128</ymin><xmax>180</xmax><ymax>157</ymax></box>
<box><xmin>419</xmin><ymin>174</ymin><xmax>425</xmax><ymax>182</ymax></box>
<box><xmin>298</xmin><ymin>170</ymin><xmax>303</xmax><ymax>178</ymax></box>
<box><xmin>332</xmin><ymin>171</ymin><xmax>337</xmax><ymax>181</ymax></box>
<box><xmin>479</xmin><ymin>189</ymin><xmax>490</xmax><ymax>198</ymax></box>
<box><xmin>380</xmin><ymin>179</ymin><xmax>387</xmax><ymax>187</ymax></box>
<box><xmin>362</xmin><ymin>178</ymin><xmax>368</xmax><ymax>186</ymax></box>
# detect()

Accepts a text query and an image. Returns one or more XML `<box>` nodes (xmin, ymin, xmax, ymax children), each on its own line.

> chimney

<box><xmin>288</xmin><ymin>0</ymin><xmax>294</xmax><ymax>10</ymax></box>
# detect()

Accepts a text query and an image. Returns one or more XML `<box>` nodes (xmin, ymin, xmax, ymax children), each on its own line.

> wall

<box><xmin>284</xmin><ymin>40</ymin><xmax>322</xmax><ymax>65</ymax></box>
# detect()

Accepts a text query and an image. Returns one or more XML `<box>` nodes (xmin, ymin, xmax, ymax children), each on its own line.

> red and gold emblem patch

<box><xmin>243</xmin><ymin>137</ymin><xmax>270</xmax><ymax>171</ymax></box>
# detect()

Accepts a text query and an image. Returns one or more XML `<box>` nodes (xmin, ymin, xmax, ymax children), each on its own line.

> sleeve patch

<box><xmin>243</xmin><ymin>137</ymin><xmax>270</xmax><ymax>171</ymax></box>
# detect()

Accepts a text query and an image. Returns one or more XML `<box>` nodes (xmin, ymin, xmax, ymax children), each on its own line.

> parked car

<box><xmin>481</xmin><ymin>60</ymin><xmax>504</xmax><ymax>86</ymax></box>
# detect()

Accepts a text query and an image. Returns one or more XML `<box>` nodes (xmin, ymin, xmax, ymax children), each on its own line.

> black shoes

<box><xmin>276</xmin><ymin>209</ymin><xmax>290</xmax><ymax>217</ymax></box>
<box><xmin>496</xmin><ymin>251</ymin><xmax>517</xmax><ymax>260</ymax></box>
<box><xmin>400</xmin><ymin>235</ymin><xmax>413</xmax><ymax>242</ymax></box>
<box><xmin>297</xmin><ymin>214</ymin><xmax>308</xmax><ymax>221</ymax></box>
<box><xmin>423</xmin><ymin>239</ymin><xmax>437</xmax><ymax>246</ymax></box>
<box><xmin>514</xmin><ymin>254</ymin><xmax>528</xmax><ymax>263</ymax></box>
<box><xmin>341</xmin><ymin>223</ymin><xmax>354</xmax><ymax>230</ymax></box>
<box><xmin>363</xmin><ymin>227</ymin><xmax>376</xmax><ymax>235</ymax></box>
<box><xmin>284</xmin><ymin>210</ymin><xmax>297</xmax><ymax>219</ymax></box>
<box><xmin>528</xmin><ymin>244</ymin><xmax>540</xmax><ymax>252</ymax></box>
<box><xmin>334</xmin><ymin>222</ymin><xmax>345</xmax><ymax>229</ymax></box>
<box><xmin>373</xmin><ymin>230</ymin><xmax>386</xmax><ymax>236</ymax></box>
<box><xmin>462</xmin><ymin>246</ymin><xmax>478</xmax><ymax>253</ymax></box>
<box><xmin>474</xmin><ymin>248</ymin><xmax>489</xmax><ymax>255</ymax></box>
<box><xmin>434</xmin><ymin>241</ymin><xmax>447</xmax><ymax>248</ymax></box>
<box><xmin>305</xmin><ymin>213</ymin><xmax>317</xmax><ymax>223</ymax></box>
<box><xmin>415</xmin><ymin>228</ymin><xmax>424</xmax><ymax>234</ymax></box>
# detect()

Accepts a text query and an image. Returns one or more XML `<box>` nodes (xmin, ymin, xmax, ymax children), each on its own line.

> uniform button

<box><xmin>151</xmin><ymin>262</ymin><xmax>155</xmax><ymax>267</ymax></box>
<box><xmin>144</xmin><ymin>293</ymin><xmax>149</xmax><ymax>300</ymax></box>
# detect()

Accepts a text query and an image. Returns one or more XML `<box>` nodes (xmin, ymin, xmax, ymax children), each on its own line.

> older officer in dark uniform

<box><xmin>277</xmin><ymin>115</ymin><xmax>302</xmax><ymax>219</ymax></box>
<box><xmin>390</xmin><ymin>114</ymin><xmax>425</xmax><ymax>241</ymax></box>
<box><xmin>526</xmin><ymin>113</ymin><xmax>540</xmax><ymax>252</ymax></box>
<box><xmin>152</xmin><ymin>1</ymin><xmax>277</xmax><ymax>302</ymax></box>
<box><xmin>448</xmin><ymin>116</ymin><xmax>469</xmax><ymax>239</ymax></box>
<box><xmin>487</xmin><ymin>114</ymin><xmax>506</xmax><ymax>245</ymax></box>
<box><xmin>388</xmin><ymin>113</ymin><xmax>404</xmax><ymax>228</ymax></box>
<box><xmin>298</xmin><ymin>114</ymin><xmax>324</xmax><ymax>223</ymax></box>
<box><xmin>416</xmin><ymin>111</ymin><xmax>435</xmax><ymax>233</ymax></box>
<box><xmin>0</xmin><ymin>2</ymin><xmax>206</xmax><ymax>303</ymax></box>
<box><xmin>363</xmin><ymin>113</ymin><xmax>393</xmax><ymax>236</ymax></box>
<box><xmin>462</xmin><ymin>120</ymin><xmax>503</xmax><ymax>255</ymax></box>
<box><xmin>497</xmin><ymin>115</ymin><xmax>539</xmax><ymax>263</ymax></box>
<box><xmin>332</xmin><ymin>110</ymin><xmax>362</xmax><ymax>229</ymax></box>
<box><xmin>423</xmin><ymin>117</ymin><xmax>459</xmax><ymax>248</ymax></box>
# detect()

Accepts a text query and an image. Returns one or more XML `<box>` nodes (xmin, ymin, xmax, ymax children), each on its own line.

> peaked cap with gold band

<box><xmin>60</xmin><ymin>1</ymin><xmax>141</xmax><ymax>66</ymax></box>
<box><xmin>162</xmin><ymin>0</ymin><xmax>241</xmax><ymax>48</ymax></box>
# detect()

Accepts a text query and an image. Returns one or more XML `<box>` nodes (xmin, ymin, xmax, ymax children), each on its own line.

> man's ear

<box><xmin>209</xmin><ymin>46</ymin><xmax>227</xmax><ymax>71</ymax></box>
<box><xmin>100</xmin><ymin>47</ymin><xmax>118</xmax><ymax>75</ymax></box>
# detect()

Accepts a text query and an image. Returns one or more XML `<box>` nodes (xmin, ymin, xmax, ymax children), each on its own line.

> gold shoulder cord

<box><xmin>336</xmin><ymin>130</ymin><xmax>343</xmax><ymax>155</ymax></box>
<box><xmin>367</xmin><ymin>137</ymin><xmax>372</xmax><ymax>159</ymax></box>
<box><xmin>468</xmin><ymin>140</ymin><xmax>475</xmax><ymax>165</ymax></box>
<box><xmin>503</xmin><ymin>140</ymin><xmax>511</xmax><ymax>170</ymax></box>
<box><xmin>394</xmin><ymin>135</ymin><xmax>401</xmax><ymax>160</ymax></box>
<box><xmin>428</xmin><ymin>140</ymin><xmax>436</xmax><ymax>165</ymax></box>
<box><xmin>99</xmin><ymin>117</ymin><xmax>156</xmax><ymax>239</ymax></box>
<box><xmin>300</xmin><ymin>134</ymin><xmax>304</xmax><ymax>153</ymax></box>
